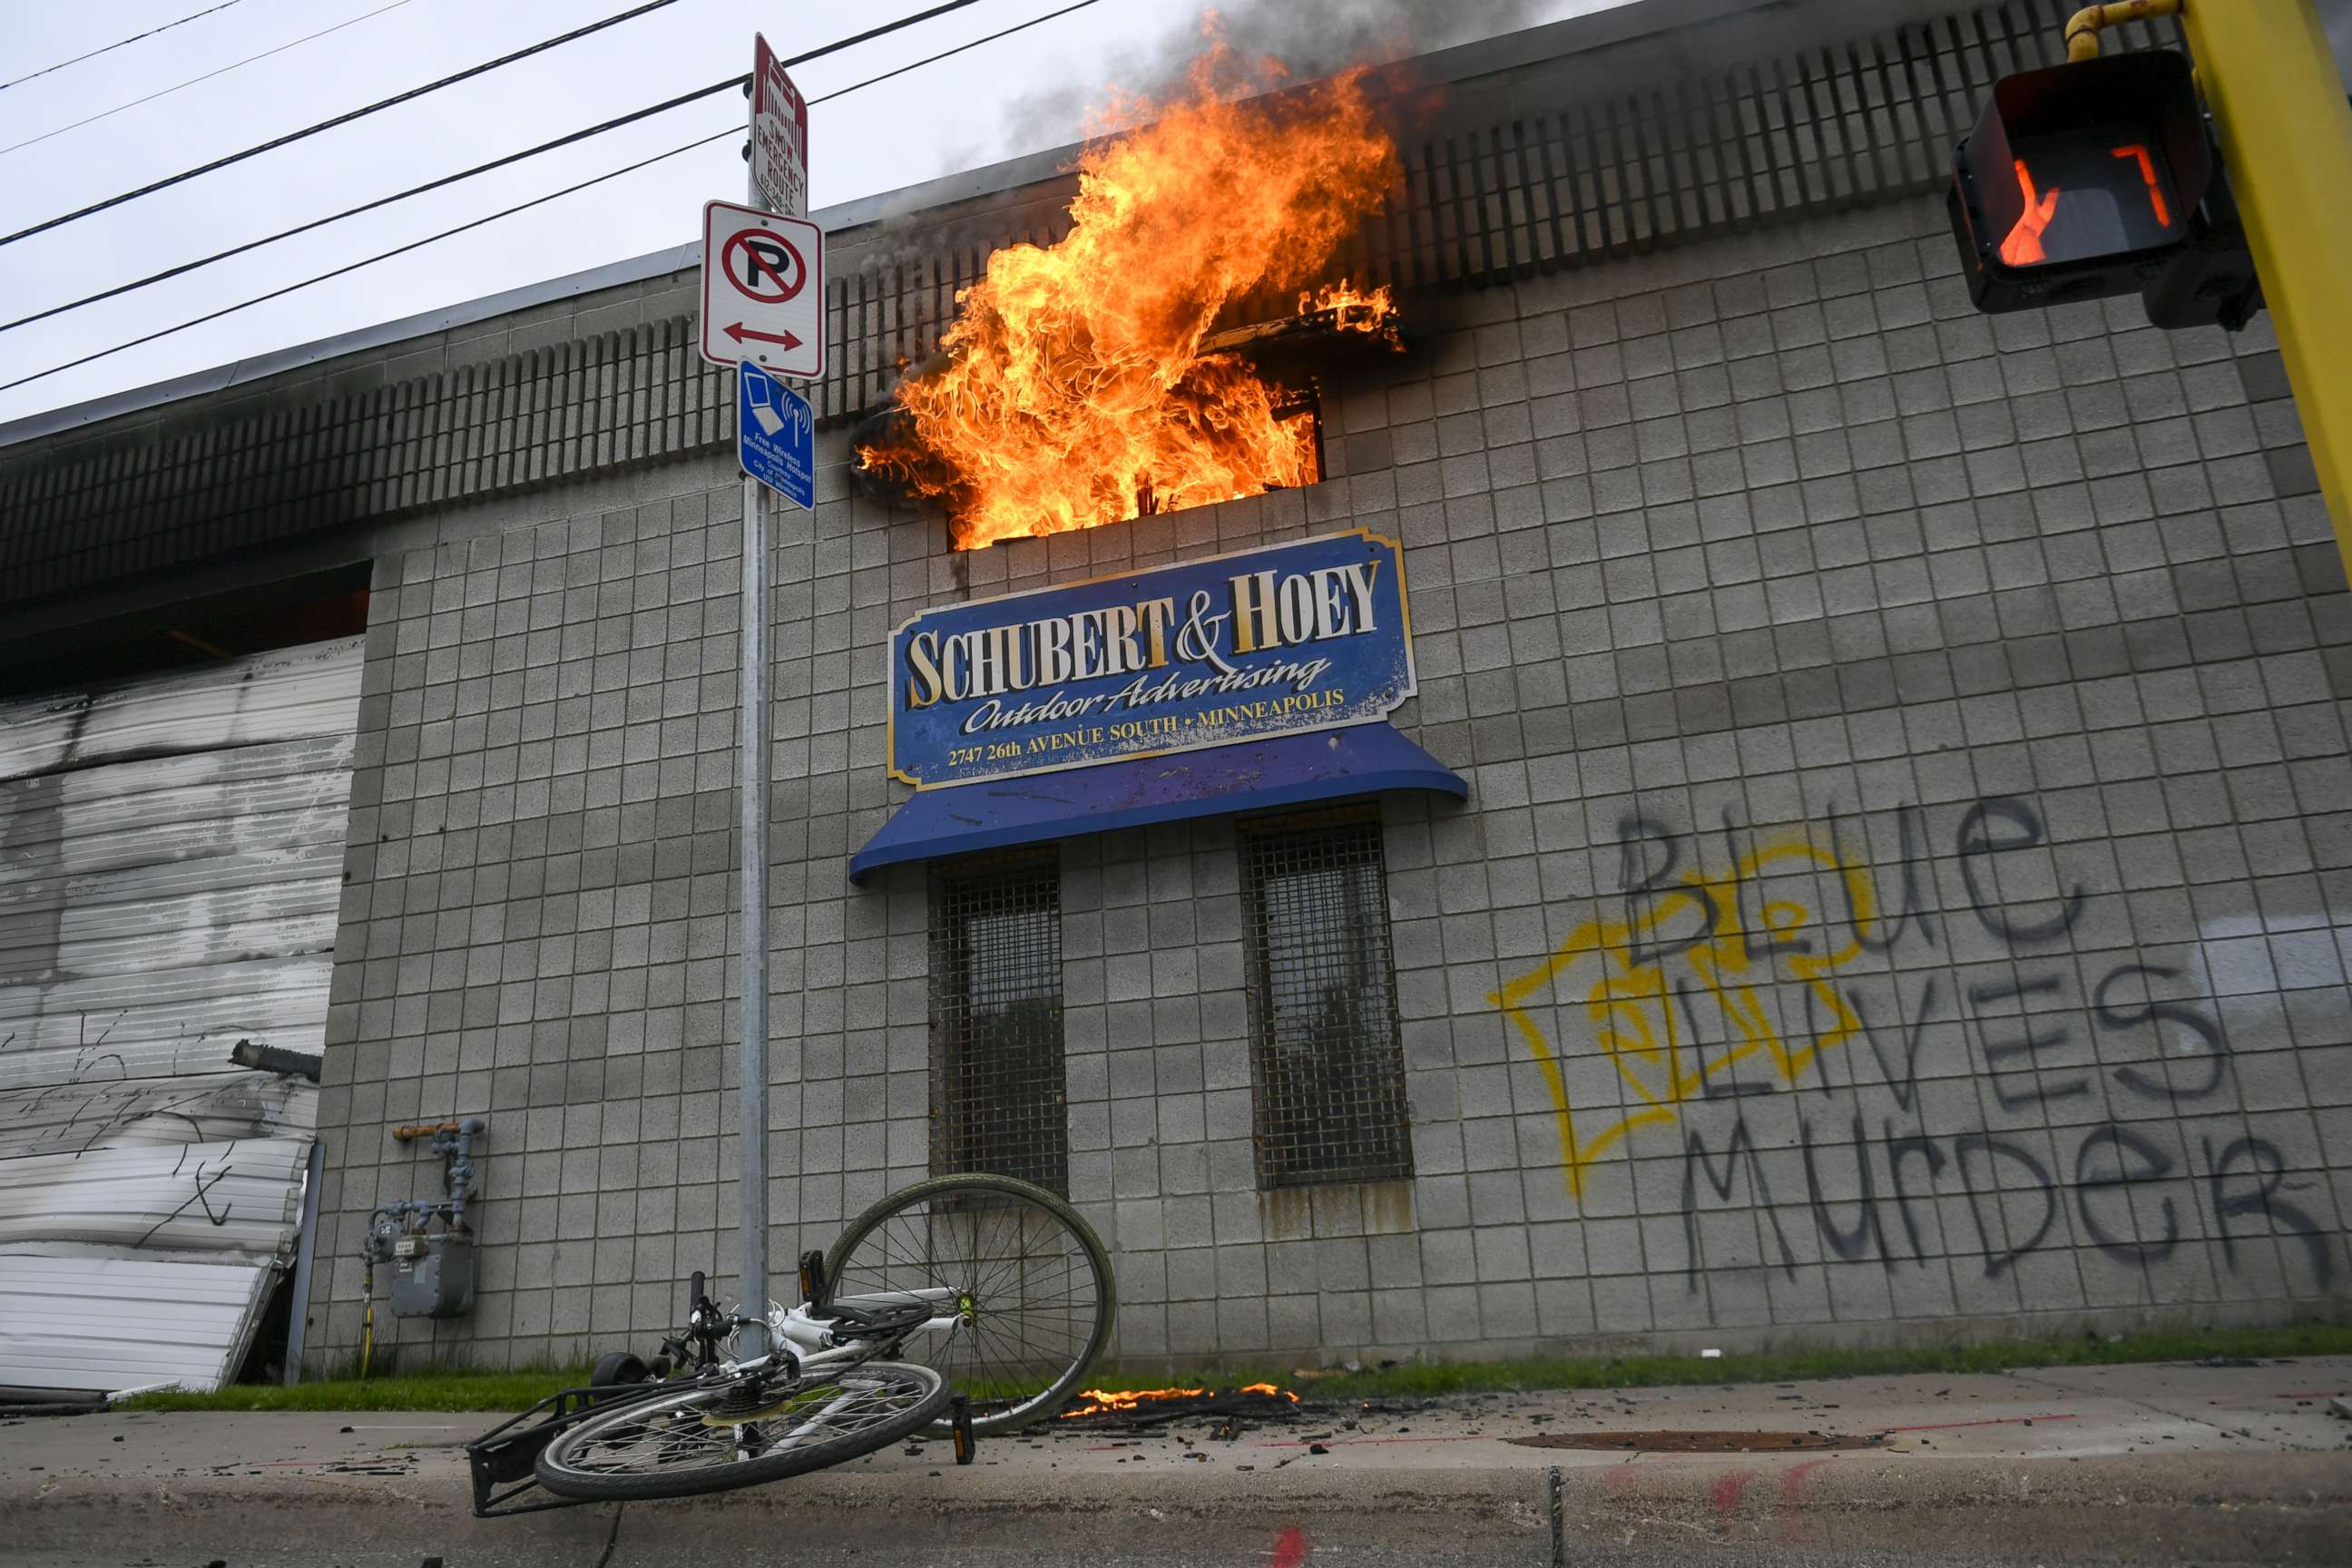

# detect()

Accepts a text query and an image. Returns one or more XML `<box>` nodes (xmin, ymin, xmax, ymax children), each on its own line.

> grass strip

<box><xmin>113</xmin><ymin>1321</ymin><xmax>2351</xmax><ymax>1414</ymax></box>
<box><xmin>117</xmin><ymin>1364</ymin><xmax>595</xmax><ymax>1413</ymax></box>
<box><xmin>1167</xmin><ymin>1321</ymin><xmax>2352</xmax><ymax>1403</ymax></box>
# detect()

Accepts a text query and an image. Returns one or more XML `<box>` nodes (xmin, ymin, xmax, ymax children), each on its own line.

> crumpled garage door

<box><xmin>0</xmin><ymin>638</ymin><xmax>359</xmax><ymax>1395</ymax></box>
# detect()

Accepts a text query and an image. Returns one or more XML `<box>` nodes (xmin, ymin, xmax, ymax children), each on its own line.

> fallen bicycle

<box><xmin>466</xmin><ymin>1173</ymin><xmax>1113</xmax><ymax>1514</ymax></box>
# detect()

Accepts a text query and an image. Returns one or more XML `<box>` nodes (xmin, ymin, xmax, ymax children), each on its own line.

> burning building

<box><xmin>855</xmin><ymin>41</ymin><xmax>1402</xmax><ymax>547</ymax></box>
<box><xmin>0</xmin><ymin>0</ymin><xmax>2343</xmax><ymax>1397</ymax></box>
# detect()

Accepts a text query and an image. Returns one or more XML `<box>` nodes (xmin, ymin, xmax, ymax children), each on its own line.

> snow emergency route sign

<box><xmin>700</xmin><ymin>200</ymin><xmax>823</xmax><ymax>377</ymax></box>
<box><xmin>750</xmin><ymin>33</ymin><xmax>807</xmax><ymax>219</ymax></box>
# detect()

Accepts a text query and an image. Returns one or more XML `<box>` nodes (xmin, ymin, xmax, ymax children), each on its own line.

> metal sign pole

<box><xmin>735</xmin><ymin>165</ymin><xmax>772</xmax><ymax>1356</ymax></box>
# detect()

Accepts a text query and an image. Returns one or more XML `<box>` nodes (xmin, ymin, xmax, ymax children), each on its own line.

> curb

<box><xmin>7</xmin><ymin>1452</ymin><xmax>2350</xmax><ymax>1563</ymax></box>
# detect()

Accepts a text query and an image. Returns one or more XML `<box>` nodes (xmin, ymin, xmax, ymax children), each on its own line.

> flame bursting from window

<box><xmin>858</xmin><ymin>42</ymin><xmax>1401</xmax><ymax>551</ymax></box>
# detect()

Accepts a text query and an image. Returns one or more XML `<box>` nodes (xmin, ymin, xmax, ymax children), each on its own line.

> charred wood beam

<box><xmin>230</xmin><ymin>1038</ymin><xmax>323</xmax><ymax>1083</ymax></box>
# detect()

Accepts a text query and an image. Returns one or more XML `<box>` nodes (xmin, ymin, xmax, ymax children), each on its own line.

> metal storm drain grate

<box><xmin>1505</xmin><ymin>1429</ymin><xmax>1884</xmax><ymax>1454</ymax></box>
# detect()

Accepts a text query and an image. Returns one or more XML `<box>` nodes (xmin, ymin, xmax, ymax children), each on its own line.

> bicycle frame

<box><xmin>466</xmin><ymin>1292</ymin><xmax>967</xmax><ymax>1519</ymax></box>
<box><xmin>765</xmin><ymin>1287</ymin><xmax>963</xmax><ymax>1366</ymax></box>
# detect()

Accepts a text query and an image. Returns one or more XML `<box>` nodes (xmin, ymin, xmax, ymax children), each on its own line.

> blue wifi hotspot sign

<box><xmin>738</xmin><ymin>359</ymin><xmax>813</xmax><ymax>510</ymax></box>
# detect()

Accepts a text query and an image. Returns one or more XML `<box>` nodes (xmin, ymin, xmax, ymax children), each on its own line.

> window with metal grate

<box><xmin>1239</xmin><ymin>809</ymin><xmax>1414</xmax><ymax>1189</ymax></box>
<box><xmin>927</xmin><ymin>852</ymin><xmax>1069</xmax><ymax>1195</ymax></box>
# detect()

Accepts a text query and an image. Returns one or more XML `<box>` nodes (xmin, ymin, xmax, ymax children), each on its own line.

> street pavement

<box><xmin>3</xmin><ymin>1357</ymin><xmax>2347</xmax><ymax>1565</ymax></box>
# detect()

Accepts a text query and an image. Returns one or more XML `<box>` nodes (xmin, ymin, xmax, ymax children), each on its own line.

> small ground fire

<box><xmin>858</xmin><ymin>39</ymin><xmax>1402</xmax><ymax>551</ymax></box>
<box><xmin>1059</xmin><ymin>1382</ymin><xmax>1304</xmax><ymax>1422</ymax></box>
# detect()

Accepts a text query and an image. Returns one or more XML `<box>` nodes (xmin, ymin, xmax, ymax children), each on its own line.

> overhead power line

<box><xmin>1</xmin><ymin>77</ymin><xmax>744</xmax><ymax>336</ymax></box>
<box><xmin>0</xmin><ymin>0</ymin><xmax>246</xmax><ymax>93</ymax></box>
<box><xmin>0</xmin><ymin>0</ymin><xmax>687</xmax><ymax>250</ymax></box>
<box><xmin>755</xmin><ymin>0</ymin><xmax>993</xmax><ymax>74</ymax></box>
<box><xmin>2</xmin><ymin>0</ymin><xmax>1077</xmax><ymax>337</ymax></box>
<box><xmin>1</xmin><ymin>0</ymin><xmax>417</xmax><ymax>158</ymax></box>
<box><xmin>0</xmin><ymin>0</ymin><xmax>996</xmax><ymax>251</ymax></box>
<box><xmin>0</xmin><ymin>130</ymin><xmax>734</xmax><ymax>396</ymax></box>
<box><xmin>808</xmin><ymin>0</ymin><xmax>1102</xmax><ymax>103</ymax></box>
<box><xmin>0</xmin><ymin>0</ymin><xmax>1105</xmax><ymax>394</ymax></box>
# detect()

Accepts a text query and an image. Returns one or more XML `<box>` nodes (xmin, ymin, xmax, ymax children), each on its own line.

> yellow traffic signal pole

<box><xmin>2070</xmin><ymin>0</ymin><xmax>2352</xmax><ymax>564</ymax></box>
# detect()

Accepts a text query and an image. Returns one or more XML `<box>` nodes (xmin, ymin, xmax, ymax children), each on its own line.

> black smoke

<box><xmin>979</xmin><ymin>0</ymin><xmax>1578</xmax><ymax>166</ymax></box>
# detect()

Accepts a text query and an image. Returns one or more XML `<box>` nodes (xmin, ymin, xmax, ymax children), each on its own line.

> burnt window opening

<box><xmin>0</xmin><ymin>563</ymin><xmax>371</xmax><ymax>696</ymax></box>
<box><xmin>851</xmin><ymin>270</ymin><xmax>1402</xmax><ymax>550</ymax></box>
<box><xmin>1133</xmin><ymin>380</ymin><xmax>1325</xmax><ymax>519</ymax></box>
<box><xmin>1240</xmin><ymin>808</ymin><xmax>1414</xmax><ymax>1190</ymax></box>
<box><xmin>928</xmin><ymin>851</ymin><xmax>1069</xmax><ymax>1195</ymax></box>
<box><xmin>854</xmin><ymin>377</ymin><xmax>1331</xmax><ymax>537</ymax></box>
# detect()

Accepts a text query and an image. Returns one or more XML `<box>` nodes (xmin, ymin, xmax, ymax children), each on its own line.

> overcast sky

<box><xmin>0</xmin><ymin>0</ymin><xmax>1620</xmax><ymax>427</ymax></box>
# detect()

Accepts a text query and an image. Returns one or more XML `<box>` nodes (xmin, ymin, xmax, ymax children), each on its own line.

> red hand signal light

<box><xmin>1946</xmin><ymin>51</ymin><xmax>2222</xmax><ymax>315</ymax></box>
<box><xmin>1999</xmin><ymin>161</ymin><xmax>2062</xmax><ymax>266</ymax></box>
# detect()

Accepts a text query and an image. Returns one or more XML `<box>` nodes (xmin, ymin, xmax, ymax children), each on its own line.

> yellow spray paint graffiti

<box><xmin>1487</xmin><ymin>829</ymin><xmax>1882</xmax><ymax>1199</ymax></box>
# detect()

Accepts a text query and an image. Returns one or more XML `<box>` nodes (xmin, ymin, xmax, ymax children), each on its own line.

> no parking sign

<box><xmin>700</xmin><ymin>200</ymin><xmax>824</xmax><ymax>377</ymax></box>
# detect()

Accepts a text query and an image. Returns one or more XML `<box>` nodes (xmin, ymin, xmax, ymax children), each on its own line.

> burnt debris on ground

<box><xmin>1054</xmin><ymin>1384</ymin><xmax>1307</xmax><ymax>1434</ymax></box>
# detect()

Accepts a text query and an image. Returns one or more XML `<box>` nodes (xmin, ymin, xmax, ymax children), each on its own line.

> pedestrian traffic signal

<box><xmin>1948</xmin><ymin>51</ymin><xmax>2214</xmax><ymax>314</ymax></box>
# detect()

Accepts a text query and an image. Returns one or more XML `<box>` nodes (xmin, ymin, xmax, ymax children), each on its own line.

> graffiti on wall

<box><xmin>1488</xmin><ymin>796</ymin><xmax>2341</xmax><ymax>1288</ymax></box>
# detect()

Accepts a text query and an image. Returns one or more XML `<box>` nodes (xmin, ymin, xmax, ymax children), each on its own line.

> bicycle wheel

<box><xmin>825</xmin><ymin>1173</ymin><xmax>1115</xmax><ymax>1436</ymax></box>
<box><xmin>533</xmin><ymin>1360</ymin><xmax>949</xmax><ymax>1501</ymax></box>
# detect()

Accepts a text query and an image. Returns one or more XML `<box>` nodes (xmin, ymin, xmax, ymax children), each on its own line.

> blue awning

<box><xmin>848</xmin><ymin>722</ymin><xmax>1467</xmax><ymax>882</ymax></box>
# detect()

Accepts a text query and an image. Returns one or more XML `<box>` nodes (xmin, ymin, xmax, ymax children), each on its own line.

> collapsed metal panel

<box><xmin>0</xmin><ymin>1137</ymin><xmax>309</xmax><ymax>1253</ymax></box>
<box><xmin>0</xmin><ymin>638</ymin><xmax>360</xmax><ymax>1393</ymax></box>
<box><xmin>0</xmin><ymin>1248</ymin><xmax>277</xmax><ymax>1396</ymax></box>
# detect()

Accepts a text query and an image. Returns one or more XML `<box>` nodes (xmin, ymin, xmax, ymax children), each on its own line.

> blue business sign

<box><xmin>738</xmin><ymin>359</ymin><xmax>813</xmax><ymax>509</ymax></box>
<box><xmin>888</xmin><ymin>529</ymin><xmax>1416</xmax><ymax>789</ymax></box>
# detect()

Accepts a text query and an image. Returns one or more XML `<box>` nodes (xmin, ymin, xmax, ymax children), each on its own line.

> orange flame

<box><xmin>1057</xmin><ymin>1382</ymin><xmax>1302</xmax><ymax>1418</ymax></box>
<box><xmin>1237</xmin><ymin>1382</ymin><xmax>1301</xmax><ymax>1403</ymax></box>
<box><xmin>1061</xmin><ymin>1386</ymin><xmax>1210</xmax><ymax>1418</ymax></box>
<box><xmin>859</xmin><ymin>37</ymin><xmax>1400</xmax><ymax>551</ymax></box>
<box><xmin>1300</xmin><ymin>280</ymin><xmax>1398</xmax><ymax>340</ymax></box>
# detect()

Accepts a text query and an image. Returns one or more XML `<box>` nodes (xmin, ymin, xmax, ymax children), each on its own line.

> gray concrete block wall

<box><xmin>309</xmin><ymin>456</ymin><xmax>805</xmax><ymax>1369</ymax></box>
<box><xmin>306</xmin><ymin>191</ymin><xmax>2351</xmax><ymax>1374</ymax></box>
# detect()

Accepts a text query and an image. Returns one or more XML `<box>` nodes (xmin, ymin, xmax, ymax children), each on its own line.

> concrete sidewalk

<box><xmin>4</xmin><ymin>1357</ymin><xmax>2348</xmax><ymax>1565</ymax></box>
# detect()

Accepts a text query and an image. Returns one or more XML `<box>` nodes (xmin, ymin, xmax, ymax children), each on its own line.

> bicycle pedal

<box><xmin>951</xmin><ymin>1396</ymin><xmax>975</xmax><ymax>1465</ymax></box>
<box><xmin>798</xmin><ymin>1249</ymin><xmax>828</xmax><ymax>1305</ymax></box>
